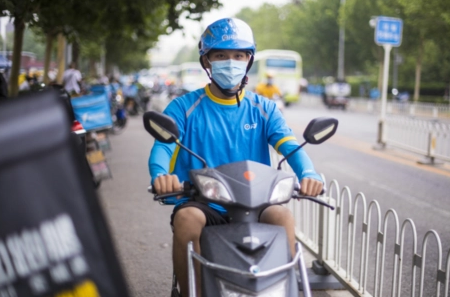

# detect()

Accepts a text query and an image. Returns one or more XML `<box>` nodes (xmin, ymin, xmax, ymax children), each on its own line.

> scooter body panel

<box><xmin>200</xmin><ymin>222</ymin><xmax>298</xmax><ymax>296</ymax></box>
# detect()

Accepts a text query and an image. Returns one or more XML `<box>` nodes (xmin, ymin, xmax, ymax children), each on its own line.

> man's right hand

<box><xmin>153</xmin><ymin>174</ymin><xmax>183</xmax><ymax>195</ymax></box>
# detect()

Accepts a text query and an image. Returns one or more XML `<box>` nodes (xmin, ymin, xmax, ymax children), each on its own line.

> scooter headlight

<box><xmin>218</xmin><ymin>278</ymin><xmax>287</xmax><ymax>296</ymax></box>
<box><xmin>269</xmin><ymin>178</ymin><xmax>295</xmax><ymax>204</ymax></box>
<box><xmin>195</xmin><ymin>175</ymin><xmax>232</xmax><ymax>203</ymax></box>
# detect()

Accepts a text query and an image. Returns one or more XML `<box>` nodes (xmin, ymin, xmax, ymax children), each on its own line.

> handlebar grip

<box><xmin>182</xmin><ymin>181</ymin><xmax>191</xmax><ymax>191</ymax></box>
<box><xmin>153</xmin><ymin>191</ymin><xmax>186</xmax><ymax>201</ymax></box>
<box><xmin>149</xmin><ymin>181</ymin><xmax>195</xmax><ymax>201</ymax></box>
<box><xmin>294</xmin><ymin>183</ymin><xmax>326</xmax><ymax>195</ymax></box>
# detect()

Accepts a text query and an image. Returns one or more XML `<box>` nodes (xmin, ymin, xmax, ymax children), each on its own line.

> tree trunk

<box><xmin>56</xmin><ymin>33</ymin><xmax>66</xmax><ymax>85</ymax></box>
<box><xmin>43</xmin><ymin>33</ymin><xmax>54</xmax><ymax>85</ymax></box>
<box><xmin>8</xmin><ymin>18</ymin><xmax>25</xmax><ymax>97</ymax></box>
<box><xmin>89</xmin><ymin>58</ymin><xmax>97</xmax><ymax>78</ymax></box>
<box><xmin>413</xmin><ymin>38</ymin><xmax>424</xmax><ymax>102</ymax></box>
<box><xmin>72</xmin><ymin>40</ymin><xmax>80</xmax><ymax>66</ymax></box>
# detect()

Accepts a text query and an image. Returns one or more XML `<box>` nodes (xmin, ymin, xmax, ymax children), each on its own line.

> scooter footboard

<box><xmin>193</xmin><ymin>222</ymin><xmax>299</xmax><ymax>296</ymax></box>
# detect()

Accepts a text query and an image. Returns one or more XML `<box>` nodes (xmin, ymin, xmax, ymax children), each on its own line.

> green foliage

<box><xmin>237</xmin><ymin>1</ymin><xmax>341</xmax><ymax>77</ymax></box>
<box><xmin>2</xmin><ymin>0</ymin><xmax>223</xmax><ymax>78</ymax></box>
<box><xmin>172</xmin><ymin>45</ymin><xmax>199</xmax><ymax>65</ymax></box>
<box><xmin>287</xmin><ymin>0</ymin><xmax>340</xmax><ymax>77</ymax></box>
<box><xmin>236</xmin><ymin>4</ymin><xmax>289</xmax><ymax>51</ymax></box>
<box><xmin>0</xmin><ymin>32</ymin><xmax>14</xmax><ymax>52</ymax></box>
<box><xmin>343</xmin><ymin>0</ymin><xmax>383</xmax><ymax>74</ymax></box>
<box><xmin>0</xmin><ymin>27</ymin><xmax>47</xmax><ymax>61</ymax></box>
<box><xmin>235</xmin><ymin>0</ymin><xmax>450</xmax><ymax>98</ymax></box>
<box><xmin>22</xmin><ymin>29</ymin><xmax>46</xmax><ymax>61</ymax></box>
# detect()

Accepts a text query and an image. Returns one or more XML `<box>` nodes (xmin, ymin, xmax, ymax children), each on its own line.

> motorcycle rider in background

<box><xmin>149</xmin><ymin>18</ymin><xmax>324</xmax><ymax>297</ymax></box>
<box><xmin>255</xmin><ymin>72</ymin><xmax>282</xmax><ymax>100</ymax></box>
<box><xmin>255</xmin><ymin>72</ymin><xmax>285</xmax><ymax>112</ymax></box>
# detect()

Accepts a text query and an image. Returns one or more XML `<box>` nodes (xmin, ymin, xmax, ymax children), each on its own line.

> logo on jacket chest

<box><xmin>244</xmin><ymin>123</ymin><xmax>257</xmax><ymax>130</ymax></box>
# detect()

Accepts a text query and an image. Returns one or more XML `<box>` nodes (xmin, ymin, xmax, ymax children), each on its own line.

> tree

<box><xmin>235</xmin><ymin>1</ymin><xmax>341</xmax><ymax>78</ymax></box>
<box><xmin>99</xmin><ymin>0</ymin><xmax>223</xmax><ymax>73</ymax></box>
<box><xmin>284</xmin><ymin>0</ymin><xmax>341</xmax><ymax>78</ymax></box>
<box><xmin>344</xmin><ymin>0</ymin><xmax>450</xmax><ymax>99</ymax></box>
<box><xmin>396</xmin><ymin>0</ymin><xmax>450</xmax><ymax>101</ymax></box>
<box><xmin>343</xmin><ymin>0</ymin><xmax>389</xmax><ymax>90</ymax></box>
<box><xmin>236</xmin><ymin>4</ymin><xmax>289</xmax><ymax>51</ymax></box>
<box><xmin>0</xmin><ymin>0</ymin><xmax>41</xmax><ymax>96</ymax></box>
<box><xmin>172</xmin><ymin>45</ymin><xmax>198</xmax><ymax>65</ymax></box>
<box><xmin>1</xmin><ymin>0</ymin><xmax>224</xmax><ymax>95</ymax></box>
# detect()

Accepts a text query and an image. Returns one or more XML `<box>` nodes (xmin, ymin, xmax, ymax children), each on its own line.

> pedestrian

<box><xmin>148</xmin><ymin>17</ymin><xmax>324</xmax><ymax>297</ymax></box>
<box><xmin>63</xmin><ymin>61</ymin><xmax>82</xmax><ymax>96</ymax></box>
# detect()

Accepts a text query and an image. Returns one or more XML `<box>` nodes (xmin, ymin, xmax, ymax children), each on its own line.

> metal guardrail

<box><xmin>300</xmin><ymin>94</ymin><xmax>450</xmax><ymax>119</ymax></box>
<box><xmin>270</xmin><ymin>150</ymin><xmax>450</xmax><ymax>297</ymax></box>
<box><xmin>300</xmin><ymin>94</ymin><xmax>450</xmax><ymax>164</ymax></box>
<box><xmin>385</xmin><ymin>116</ymin><xmax>450</xmax><ymax>163</ymax></box>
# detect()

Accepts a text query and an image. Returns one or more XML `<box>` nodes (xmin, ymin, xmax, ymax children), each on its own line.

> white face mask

<box><xmin>209</xmin><ymin>59</ymin><xmax>248</xmax><ymax>90</ymax></box>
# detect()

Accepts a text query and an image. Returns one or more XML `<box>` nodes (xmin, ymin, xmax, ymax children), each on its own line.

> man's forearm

<box><xmin>277</xmin><ymin>141</ymin><xmax>323</xmax><ymax>182</ymax></box>
<box><xmin>149</xmin><ymin>141</ymin><xmax>176</xmax><ymax>184</ymax></box>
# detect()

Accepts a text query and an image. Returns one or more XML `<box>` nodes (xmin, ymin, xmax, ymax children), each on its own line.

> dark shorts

<box><xmin>170</xmin><ymin>201</ymin><xmax>230</xmax><ymax>227</ymax></box>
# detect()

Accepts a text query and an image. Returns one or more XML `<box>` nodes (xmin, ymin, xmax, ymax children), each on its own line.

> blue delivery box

<box><xmin>71</xmin><ymin>93</ymin><xmax>113</xmax><ymax>131</ymax></box>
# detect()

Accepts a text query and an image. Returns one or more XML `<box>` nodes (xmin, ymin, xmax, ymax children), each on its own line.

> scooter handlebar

<box><xmin>149</xmin><ymin>181</ymin><xmax>194</xmax><ymax>201</ymax></box>
<box><xmin>148</xmin><ymin>183</ymin><xmax>334</xmax><ymax>210</ymax></box>
<box><xmin>292</xmin><ymin>184</ymin><xmax>334</xmax><ymax>210</ymax></box>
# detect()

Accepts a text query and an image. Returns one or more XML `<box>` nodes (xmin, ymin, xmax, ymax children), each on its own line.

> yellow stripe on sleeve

<box><xmin>274</xmin><ymin>136</ymin><xmax>297</xmax><ymax>152</ymax></box>
<box><xmin>169</xmin><ymin>145</ymin><xmax>180</xmax><ymax>173</ymax></box>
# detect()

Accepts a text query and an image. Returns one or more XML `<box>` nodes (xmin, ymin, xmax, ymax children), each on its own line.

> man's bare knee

<box><xmin>173</xmin><ymin>207</ymin><xmax>206</xmax><ymax>242</ymax></box>
<box><xmin>260</xmin><ymin>205</ymin><xmax>294</xmax><ymax>225</ymax></box>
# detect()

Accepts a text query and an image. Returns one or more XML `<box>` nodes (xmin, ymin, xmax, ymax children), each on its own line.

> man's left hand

<box><xmin>299</xmin><ymin>178</ymin><xmax>323</xmax><ymax>197</ymax></box>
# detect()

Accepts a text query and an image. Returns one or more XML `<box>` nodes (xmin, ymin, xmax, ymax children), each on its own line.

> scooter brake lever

<box><xmin>302</xmin><ymin>196</ymin><xmax>334</xmax><ymax>210</ymax></box>
<box><xmin>153</xmin><ymin>191</ymin><xmax>186</xmax><ymax>201</ymax></box>
<box><xmin>292</xmin><ymin>193</ymin><xmax>335</xmax><ymax>210</ymax></box>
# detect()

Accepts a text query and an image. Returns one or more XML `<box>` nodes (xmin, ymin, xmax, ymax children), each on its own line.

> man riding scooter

<box><xmin>148</xmin><ymin>18</ymin><xmax>324</xmax><ymax>297</ymax></box>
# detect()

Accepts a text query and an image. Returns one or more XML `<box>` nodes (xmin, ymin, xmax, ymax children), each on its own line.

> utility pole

<box><xmin>337</xmin><ymin>0</ymin><xmax>346</xmax><ymax>81</ymax></box>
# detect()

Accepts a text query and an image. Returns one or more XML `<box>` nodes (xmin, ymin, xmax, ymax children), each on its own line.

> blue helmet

<box><xmin>199</xmin><ymin>18</ymin><xmax>256</xmax><ymax>56</ymax></box>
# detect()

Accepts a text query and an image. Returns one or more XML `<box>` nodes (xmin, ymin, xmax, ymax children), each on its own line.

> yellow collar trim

<box><xmin>205</xmin><ymin>85</ymin><xmax>245</xmax><ymax>105</ymax></box>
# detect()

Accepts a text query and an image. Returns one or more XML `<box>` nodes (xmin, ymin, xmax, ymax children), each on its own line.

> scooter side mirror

<box><xmin>277</xmin><ymin>117</ymin><xmax>338</xmax><ymax>170</ymax></box>
<box><xmin>143</xmin><ymin>111</ymin><xmax>209</xmax><ymax>168</ymax></box>
<box><xmin>143</xmin><ymin>111</ymin><xmax>180</xmax><ymax>143</ymax></box>
<box><xmin>303</xmin><ymin>117</ymin><xmax>338</xmax><ymax>145</ymax></box>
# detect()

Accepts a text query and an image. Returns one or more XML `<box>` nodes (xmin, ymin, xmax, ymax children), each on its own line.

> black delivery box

<box><xmin>0</xmin><ymin>90</ymin><xmax>130</xmax><ymax>297</ymax></box>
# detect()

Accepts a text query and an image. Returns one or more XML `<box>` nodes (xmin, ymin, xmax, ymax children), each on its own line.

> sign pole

<box><xmin>380</xmin><ymin>44</ymin><xmax>392</xmax><ymax>121</ymax></box>
<box><xmin>373</xmin><ymin>16</ymin><xmax>402</xmax><ymax>148</ymax></box>
<box><xmin>377</xmin><ymin>44</ymin><xmax>392</xmax><ymax>146</ymax></box>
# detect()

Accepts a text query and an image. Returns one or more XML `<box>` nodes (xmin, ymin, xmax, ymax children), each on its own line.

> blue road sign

<box><xmin>375</xmin><ymin>17</ymin><xmax>403</xmax><ymax>47</ymax></box>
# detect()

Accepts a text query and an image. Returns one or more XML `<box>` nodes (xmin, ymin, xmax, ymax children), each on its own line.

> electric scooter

<box><xmin>143</xmin><ymin>111</ymin><xmax>338</xmax><ymax>297</ymax></box>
